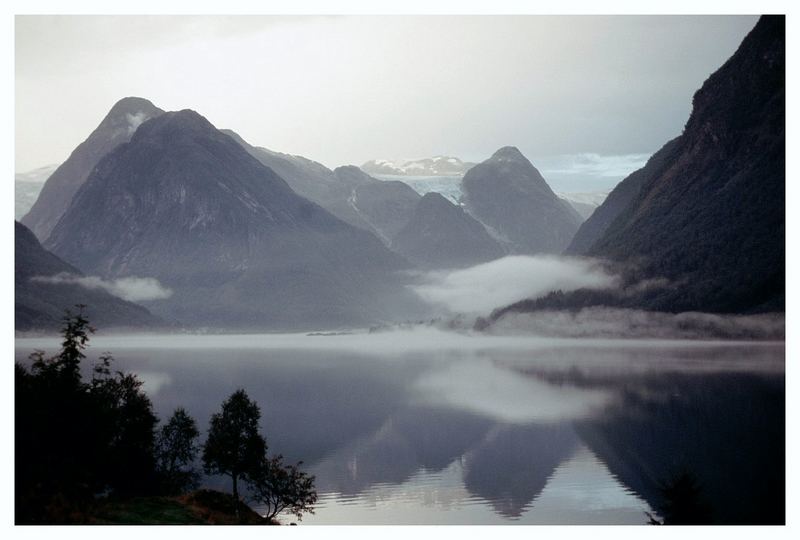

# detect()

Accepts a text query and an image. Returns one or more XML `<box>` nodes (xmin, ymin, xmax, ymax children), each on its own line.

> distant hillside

<box><xmin>391</xmin><ymin>192</ymin><xmax>505</xmax><ymax>269</ymax></box>
<box><xmin>15</xmin><ymin>221</ymin><xmax>163</xmax><ymax>332</ymax></box>
<box><xmin>461</xmin><ymin>147</ymin><xmax>583</xmax><ymax>254</ymax></box>
<box><xmin>337</xmin><ymin>166</ymin><xmax>422</xmax><ymax>244</ymax></box>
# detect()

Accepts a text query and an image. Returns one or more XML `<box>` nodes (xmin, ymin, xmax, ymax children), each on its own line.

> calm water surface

<box><xmin>15</xmin><ymin>329</ymin><xmax>785</xmax><ymax>525</ymax></box>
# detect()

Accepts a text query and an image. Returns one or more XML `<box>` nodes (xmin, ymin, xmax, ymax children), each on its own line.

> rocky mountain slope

<box><xmin>392</xmin><ymin>192</ymin><xmax>505</xmax><ymax>269</ymax></box>
<box><xmin>585</xmin><ymin>15</ymin><xmax>784</xmax><ymax>313</ymax></box>
<box><xmin>565</xmin><ymin>139</ymin><xmax>681</xmax><ymax>254</ymax></box>
<box><xmin>340</xmin><ymin>167</ymin><xmax>422</xmax><ymax>244</ymax></box>
<box><xmin>461</xmin><ymin>147</ymin><xmax>583</xmax><ymax>254</ymax></box>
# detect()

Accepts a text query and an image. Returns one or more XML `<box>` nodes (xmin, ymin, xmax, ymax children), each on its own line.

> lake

<box><xmin>14</xmin><ymin>329</ymin><xmax>785</xmax><ymax>525</ymax></box>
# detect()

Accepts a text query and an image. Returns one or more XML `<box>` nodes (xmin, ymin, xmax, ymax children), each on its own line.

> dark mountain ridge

<box><xmin>587</xmin><ymin>15</ymin><xmax>784</xmax><ymax>313</ymax></box>
<box><xmin>565</xmin><ymin>137</ymin><xmax>681</xmax><ymax>255</ymax></box>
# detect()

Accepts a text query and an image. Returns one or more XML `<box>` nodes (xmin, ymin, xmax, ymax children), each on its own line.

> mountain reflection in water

<box><xmin>15</xmin><ymin>332</ymin><xmax>785</xmax><ymax>524</ymax></box>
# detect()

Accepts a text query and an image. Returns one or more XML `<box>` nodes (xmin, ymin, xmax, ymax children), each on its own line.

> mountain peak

<box><xmin>490</xmin><ymin>146</ymin><xmax>526</xmax><ymax>161</ymax></box>
<box><xmin>462</xmin><ymin>146</ymin><xmax>581</xmax><ymax>254</ymax></box>
<box><xmin>107</xmin><ymin>96</ymin><xmax>159</xmax><ymax>115</ymax></box>
<box><xmin>101</xmin><ymin>97</ymin><xmax>164</xmax><ymax>133</ymax></box>
<box><xmin>418</xmin><ymin>191</ymin><xmax>451</xmax><ymax>209</ymax></box>
<box><xmin>132</xmin><ymin>109</ymin><xmax>220</xmax><ymax>144</ymax></box>
<box><xmin>333</xmin><ymin>165</ymin><xmax>374</xmax><ymax>187</ymax></box>
<box><xmin>392</xmin><ymin>189</ymin><xmax>504</xmax><ymax>269</ymax></box>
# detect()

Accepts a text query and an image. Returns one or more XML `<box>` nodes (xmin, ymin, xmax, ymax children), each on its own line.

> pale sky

<box><xmin>15</xmin><ymin>15</ymin><xmax>758</xmax><ymax>176</ymax></box>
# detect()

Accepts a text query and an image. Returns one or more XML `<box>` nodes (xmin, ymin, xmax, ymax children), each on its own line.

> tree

<box><xmin>28</xmin><ymin>304</ymin><xmax>94</xmax><ymax>383</ymax></box>
<box><xmin>202</xmin><ymin>389</ymin><xmax>267</xmax><ymax>514</ymax></box>
<box><xmin>16</xmin><ymin>307</ymin><xmax>169</xmax><ymax>522</ymax></box>
<box><xmin>156</xmin><ymin>408</ymin><xmax>200</xmax><ymax>494</ymax></box>
<box><xmin>247</xmin><ymin>454</ymin><xmax>317</xmax><ymax>522</ymax></box>
<box><xmin>87</xmin><ymin>352</ymin><xmax>159</xmax><ymax>496</ymax></box>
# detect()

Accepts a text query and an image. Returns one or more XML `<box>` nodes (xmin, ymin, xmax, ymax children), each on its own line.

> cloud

<box><xmin>409</xmin><ymin>255</ymin><xmax>617</xmax><ymax>314</ymax></box>
<box><xmin>31</xmin><ymin>272</ymin><xmax>173</xmax><ymax>302</ymax></box>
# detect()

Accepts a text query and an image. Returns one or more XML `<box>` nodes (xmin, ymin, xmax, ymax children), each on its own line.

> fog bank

<box><xmin>410</xmin><ymin>256</ymin><xmax>616</xmax><ymax>314</ymax></box>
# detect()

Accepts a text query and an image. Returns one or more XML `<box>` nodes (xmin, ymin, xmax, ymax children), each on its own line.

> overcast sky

<box><xmin>16</xmin><ymin>15</ymin><xmax>758</xmax><ymax>183</ymax></box>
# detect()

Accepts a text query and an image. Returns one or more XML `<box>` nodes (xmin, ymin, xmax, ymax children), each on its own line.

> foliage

<box><xmin>16</xmin><ymin>306</ymin><xmax>158</xmax><ymax>523</ymax></box>
<box><xmin>247</xmin><ymin>454</ymin><xmax>318</xmax><ymax>522</ymax></box>
<box><xmin>202</xmin><ymin>389</ymin><xmax>267</xmax><ymax>507</ymax></box>
<box><xmin>156</xmin><ymin>408</ymin><xmax>201</xmax><ymax>494</ymax></box>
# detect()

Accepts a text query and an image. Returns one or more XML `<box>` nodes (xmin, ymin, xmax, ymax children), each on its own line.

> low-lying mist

<box><xmin>32</xmin><ymin>272</ymin><xmax>173</xmax><ymax>302</ymax></box>
<box><xmin>409</xmin><ymin>255</ymin><xmax>616</xmax><ymax>314</ymax></box>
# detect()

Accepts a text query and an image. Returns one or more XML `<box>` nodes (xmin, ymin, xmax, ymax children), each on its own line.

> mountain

<box><xmin>21</xmin><ymin>97</ymin><xmax>165</xmax><ymax>241</ymax></box>
<box><xmin>221</xmin><ymin>130</ymin><xmax>377</xmax><ymax>232</ymax></box>
<box><xmin>564</xmin><ymin>140</ymin><xmax>681</xmax><ymax>254</ymax></box>
<box><xmin>15</xmin><ymin>221</ymin><xmax>162</xmax><ymax>332</ymax></box>
<box><xmin>15</xmin><ymin>164</ymin><xmax>59</xmax><ymax>220</ymax></box>
<box><xmin>339</xmin><ymin>167</ymin><xmax>422</xmax><ymax>244</ymax></box>
<box><xmin>362</xmin><ymin>156</ymin><xmax>475</xmax><ymax>177</ymax></box>
<box><xmin>44</xmin><ymin>110</ymin><xmax>424</xmax><ymax>330</ymax></box>
<box><xmin>461</xmin><ymin>147</ymin><xmax>584</xmax><ymax>254</ymax></box>
<box><xmin>225</xmin><ymin>130</ymin><xmax>425</xmax><ymax>245</ymax></box>
<box><xmin>391</xmin><ymin>192</ymin><xmax>505</xmax><ymax>269</ymax></box>
<box><xmin>584</xmin><ymin>16</ymin><xmax>784</xmax><ymax>313</ymax></box>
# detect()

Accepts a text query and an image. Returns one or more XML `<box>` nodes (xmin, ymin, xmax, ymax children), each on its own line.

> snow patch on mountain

<box><xmin>362</xmin><ymin>156</ymin><xmax>475</xmax><ymax>177</ymax></box>
<box><xmin>126</xmin><ymin>111</ymin><xmax>151</xmax><ymax>134</ymax></box>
